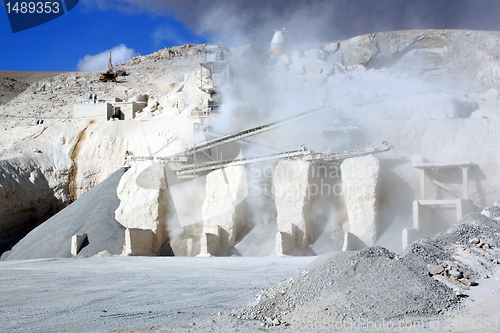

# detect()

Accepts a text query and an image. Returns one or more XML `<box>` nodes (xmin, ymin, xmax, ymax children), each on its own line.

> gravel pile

<box><xmin>233</xmin><ymin>203</ymin><xmax>500</xmax><ymax>329</ymax></box>
<box><xmin>233</xmin><ymin>247</ymin><xmax>458</xmax><ymax>327</ymax></box>
<box><xmin>1</xmin><ymin>169</ymin><xmax>126</xmax><ymax>260</ymax></box>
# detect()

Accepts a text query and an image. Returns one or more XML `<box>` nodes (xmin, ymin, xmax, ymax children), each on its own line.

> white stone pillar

<box><xmin>341</xmin><ymin>155</ymin><xmax>380</xmax><ymax>247</ymax></box>
<box><xmin>202</xmin><ymin>165</ymin><xmax>248</xmax><ymax>255</ymax></box>
<box><xmin>273</xmin><ymin>160</ymin><xmax>312</xmax><ymax>250</ymax></box>
<box><xmin>115</xmin><ymin>161</ymin><xmax>169</xmax><ymax>255</ymax></box>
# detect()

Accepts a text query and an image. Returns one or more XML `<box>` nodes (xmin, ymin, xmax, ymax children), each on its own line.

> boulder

<box><xmin>303</xmin><ymin>61</ymin><xmax>323</xmax><ymax>74</ymax></box>
<box><xmin>339</xmin><ymin>34</ymin><xmax>379</xmax><ymax>67</ymax></box>
<box><xmin>327</xmin><ymin>51</ymin><xmax>344</xmax><ymax>65</ymax></box>
<box><xmin>332</xmin><ymin>63</ymin><xmax>346</xmax><ymax>74</ymax></box>
<box><xmin>290</xmin><ymin>51</ymin><xmax>302</xmax><ymax>63</ymax></box>
<box><xmin>273</xmin><ymin>61</ymin><xmax>288</xmax><ymax>73</ymax></box>
<box><xmin>322</xmin><ymin>64</ymin><xmax>333</xmax><ymax>76</ymax></box>
<box><xmin>304</xmin><ymin>71</ymin><xmax>326</xmax><ymax>85</ymax></box>
<box><xmin>302</xmin><ymin>58</ymin><xmax>333</xmax><ymax>76</ymax></box>
<box><xmin>427</xmin><ymin>264</ymin><xmax>445</xmax><ymax>275</ymax></box>
<box><xmin>323</xmin><ymin>42</ymin><xmax>340</xmax><ymax>54</ymax></box>
<box><xmin>278</xmin><ymin>54</ymin><xmax>291</xmax><ymax>66</ymax></box>
<box><xmin>289</xmin><ymin>61</ymin><xmax>305</xmax><ymax>75</ymax></box>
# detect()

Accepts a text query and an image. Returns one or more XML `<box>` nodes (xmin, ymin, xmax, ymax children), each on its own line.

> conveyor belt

<box><xmin>176</xmin><ymin>145</ymin><xmax>390</xmax><ymax>177</ymax></box>
<box><xmin>184</xmin><ymin>106</ymin><xmax>336</xmax><ymax>155</ymax></box>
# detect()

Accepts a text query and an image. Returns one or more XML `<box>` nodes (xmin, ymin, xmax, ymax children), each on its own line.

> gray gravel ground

<box><xmin>0</xmin><ymin>256</ymin><xmax>315</xmax><ymax>332</ymax></box>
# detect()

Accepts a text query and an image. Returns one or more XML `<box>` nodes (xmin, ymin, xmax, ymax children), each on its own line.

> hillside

<box><xmin>0</xmin><ymin>70</ymin><xmax>65</xmax><ymax>105</ymax></box>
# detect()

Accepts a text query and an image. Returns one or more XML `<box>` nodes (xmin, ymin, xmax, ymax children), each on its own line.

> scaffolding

<box><xmin>199</xmin><ymin>45</ymin><xmax>231</xmax><ymax>91</ymax></box>
<box><xmin>192</xmin><ymin>45</ymin><xmax>232</xmax><ymax>120</ymax></box>
<box><xmin>402</xmin><ymin>162</ymin><xmax>480</xmax><ymax>248</ymax></box>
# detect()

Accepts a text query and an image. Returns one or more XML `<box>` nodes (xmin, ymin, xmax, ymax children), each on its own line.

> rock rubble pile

<box><xmin>233</xmin><ymin>201</ymin><xmax>500</xmax><ymax>328</ymax></box>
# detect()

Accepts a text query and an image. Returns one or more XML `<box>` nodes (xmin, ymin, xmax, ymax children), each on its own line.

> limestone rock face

<box><xmin>0</xmin><ymin>129</ymin><xmax>76</xmax><ymax>253</ymax></box>
<box><xmin>341</xmin><ymin>155</ymin><xmax>380</xmax><ymax>247</ymax></box>
<box><xmin>332</xmin><ymin>30</ymin><xmax>500</xmax><ymax>93</ymax></box>
<box><xmin>1</xmin><ymin>169</ymin><xmax>126</xmax><ymax>261</ymax></box>
<box><xmin>0</xmin><ymin>156</ymin><xmax>67</xmax><ymax>252</ymax></box>
<box><xmin>304</xmin><ymin>48</ymin><xmax>326</xmax><ymax>60</ymax></box>
<box><xmin>273</xmin><ymin>160</ymin><xmax>311</xmax><ymax>249</ymax></box>
<box><xmin>326</xmin><ymin>51</ymin><xmax>343</xmax><ymax>65</ymax></box>
<box><xmin>74</xmin><ymin>116</ymin><xmax>193</xmax><ymax>198</ymax></box>
<box><xmin>202</xmin><ymin>165</ymin><xmax>248</xmax><ymax>254</ymax></box>
<box><xmin>0</xmin><ymin>45</ymin><xmax>205</xmax><ymax>253</ymax></box>
<box><xmin>323</xmin><ymin>42</ymin><xmax>339</xmax><ymax>54</ymax></box>
<box><xmin>157</xmin><ymin>71</ymin><xmax>210</xmax><ymax>117</ymax></box>
<box><xmin>115</xmin><ymin>161</ymin><xmax>169</xmax><ymax>254</ymax></box>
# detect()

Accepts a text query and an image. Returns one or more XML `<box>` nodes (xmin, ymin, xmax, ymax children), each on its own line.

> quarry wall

<box><xmin>2</xmin><ymin>31</ymin><xmax>500</xmax><ymax>257</ymax></box>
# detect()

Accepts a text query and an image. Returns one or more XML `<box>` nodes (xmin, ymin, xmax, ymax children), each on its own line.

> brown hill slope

<box><xmin>0</xmin><ymin>71</ymin><xmax>65</xmax><ymax>105</ymax></box>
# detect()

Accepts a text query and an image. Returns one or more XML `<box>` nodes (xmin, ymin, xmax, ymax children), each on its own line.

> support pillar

<box><xmin>70</xmin><ymin>233</ymin><xmax>88</xmax><ymax>256</ymax></box>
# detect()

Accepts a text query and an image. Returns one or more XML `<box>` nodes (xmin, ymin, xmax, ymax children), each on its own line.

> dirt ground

<box><xmin>1</xmin><ymin>254</ymin><xmax>498</xmax><ymax>333</ymax></box>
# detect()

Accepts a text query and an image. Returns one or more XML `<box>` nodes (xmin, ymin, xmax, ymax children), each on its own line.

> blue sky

<box><xmin>2</xmin><ymin>0</ymin><xmax>500</xmax><ymax>72</ymax></box>
<box><xmin>0</xmin><ymin>3</ymin><xmax>208</xmax><ymax>71</ymax></box>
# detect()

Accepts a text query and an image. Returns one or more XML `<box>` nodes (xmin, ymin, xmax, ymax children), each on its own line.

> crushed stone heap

<box><xmin>0</xmin><ymin>169</ymin><xmax>126</xmax><ymax>260</ymax></box>
<box><xmin>232</xmin><ymin>201</ymin><xmax>500</xmax><ymax>328</ymax></box>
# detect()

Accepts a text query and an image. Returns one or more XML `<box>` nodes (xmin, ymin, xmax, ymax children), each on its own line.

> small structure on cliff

<box><xmin>73</xmin><ymin>94</ymin><xmax>148</xmax><ymax>121</ymax></box>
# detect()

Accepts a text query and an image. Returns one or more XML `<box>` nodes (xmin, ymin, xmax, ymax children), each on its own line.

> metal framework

<box><xmin>176</xmin><ymin>145</ymin><xmax>390</xmax><ymax>178</ymax></box>
<box><xmin>123</xmin><ymin>105</ymin><xmax>389</xmax><ymax>179</ymax></box>
<box><xmin>184</xmin><ymin>106</ymin><xmax>335</xmax><ymax>156</ymax></box>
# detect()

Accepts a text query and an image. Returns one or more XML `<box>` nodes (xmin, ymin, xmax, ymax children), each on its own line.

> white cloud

<box><xmin>77</xmin><ymin>44</ymin><xmax>138</xmax><ymax>71</ymax></box>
